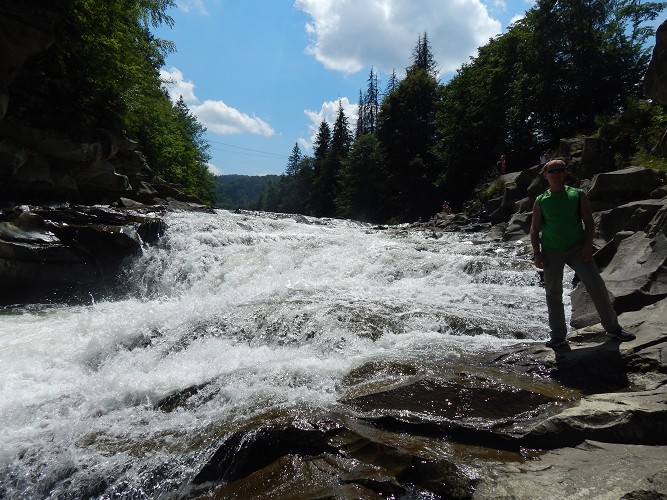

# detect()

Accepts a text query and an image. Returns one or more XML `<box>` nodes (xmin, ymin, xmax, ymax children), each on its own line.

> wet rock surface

<box><xmin>0</xmin><ymin>200</ymin><xmax>215</xmax><ymax>304</ymax></box>
<box><xmin>173</xmin><ymin>299</ymin><xmax>667</xmax><ymax>499</ymax></box>
<box><xmin>0</xmin><ymin>204</ymin><xmax>166</xmax><ymax>304</ymax></box>
<box><xmin>474</xmin><ymin>440</ymin><xmax>667</xmax><ymax>499</ymax></box>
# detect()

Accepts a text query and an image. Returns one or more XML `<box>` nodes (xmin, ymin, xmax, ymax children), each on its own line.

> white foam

<box><xmin>0</xmin><ymin>209</ymin><xmax>560</xmax><ymax>495</ymax></box>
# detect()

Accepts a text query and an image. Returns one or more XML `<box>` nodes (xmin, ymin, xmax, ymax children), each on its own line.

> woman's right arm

<box><xmin>530</xmin><ymin>201</ymin><xmax>544</xmax><ymax>269</ymax></box>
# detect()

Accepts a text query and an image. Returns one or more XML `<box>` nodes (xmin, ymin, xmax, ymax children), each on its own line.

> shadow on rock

<box><xmin>552</xmin><ymin>339</ymin><xmax>629</xmax><ymax>393</ymax></box>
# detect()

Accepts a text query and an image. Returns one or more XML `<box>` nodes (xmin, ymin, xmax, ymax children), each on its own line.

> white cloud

<box><xmin>160</xmin><ymin>67</ymin><xmax>198</xmax><ymax>103</ymax></box>
<box><xmin>192</xmin><ymin>100</ymin><xmax>275</xmax><ymax>136</ymax></box>
<box><xmin>297</xmin><ymin>137</ymin><xmax>312</xmax><ymax>153</ymax></box>
<box><xmin>300</xmin><ymin>97</ymin><xmax>358</xmax><ymax>150</ymax></box>
<box><xmin>160</xmin><ymin>66</ymin><xmax>275</xmax><ymax>137</ymax></box>
<box><xmin>176</xmin><ymin>0</ymin><xmax>208</xmax><ymax>15</ymax></box>
<box><xmin>487</xmin><ymin>0</ymin><xmax>507</xmax><ymax>12</ymax></box>
<box><xmin>294</xmin><ymin>0</ymin><xmax>502</xmax><ymax>76</ymax></box>
<box><xmin>207</xmin><ymin>162</ymin><xmax>223</xmax><ymax>176</ymax></box>
<box><xmin>509</xmin><ymin>13</ymin><xmax>525</xmax><ymax>25</ymax></box>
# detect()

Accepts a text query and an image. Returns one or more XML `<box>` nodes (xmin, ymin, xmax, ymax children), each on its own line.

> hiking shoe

<box><xmin>606</xmin><ymin>328</ymin><xmax>636</xmax><ymax>342</ymax></box>
<box><xmin>545</xmin><ymin>338</ymin><xmax>568</xmax><ymax>348</ymax></box>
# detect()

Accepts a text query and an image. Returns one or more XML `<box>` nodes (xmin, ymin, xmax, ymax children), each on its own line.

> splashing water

<box><xmin>0</xmin><ymin>210</ymin><xmax>571</xmax><ymax>497</ymax></box>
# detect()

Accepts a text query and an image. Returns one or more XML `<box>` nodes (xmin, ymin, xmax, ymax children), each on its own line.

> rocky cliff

<box><xmin>0</xmin><ymin>0</ymin><xmax>212</xmax><ymax>304</ymax></box>
<box><xmin>0</xmin><ymin>0</ymin><xmax>202</xmax><ymax>207</ymax></box>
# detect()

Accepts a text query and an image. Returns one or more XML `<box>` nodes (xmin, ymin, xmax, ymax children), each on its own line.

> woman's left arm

<box><xmin>580</xmin><ymin>191</ymin><xmax>595</xmax><ymax>262</ymax></box>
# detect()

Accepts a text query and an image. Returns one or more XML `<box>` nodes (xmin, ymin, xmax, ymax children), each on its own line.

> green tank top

<box><xmin>536</xmin><ymin>186</ymin><xmax>583</xmax><ymax>251</ymax></box>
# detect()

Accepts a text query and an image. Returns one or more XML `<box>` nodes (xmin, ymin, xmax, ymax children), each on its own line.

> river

<box><xmin>0</xmin><ymin>209</ymin><xmax>571</xmax><ymax>498</ymax></box>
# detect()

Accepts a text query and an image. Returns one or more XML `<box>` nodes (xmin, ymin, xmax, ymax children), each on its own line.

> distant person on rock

<box><xmin>529</xmin><ymin>159</ymin><xmax>635</xmax><ymax>348</ymax></box>
<box><xmin>495</xmin><ymin>155</ymin><xmax>506</xmax><ymax>176</ymax></box>
<box><xmin>539</xmin><ymin>151</ymin><xmax>548</xmax><ymax>164</ymax></box>
<box><xmin>441</xmin><ymin>201</ymin><xmax>451</xmax><ymax>214</ymax></box>
<box><xmin>539</xmin><ymin>149</ymin><xmax>553</xmax><ymax>164</ymax></box>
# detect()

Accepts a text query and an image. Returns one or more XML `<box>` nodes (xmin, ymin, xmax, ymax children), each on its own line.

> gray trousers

<box><xmin>542</xmin><ymin>245</ymin><xmax>620</xmax><ymax>340</ymax></box>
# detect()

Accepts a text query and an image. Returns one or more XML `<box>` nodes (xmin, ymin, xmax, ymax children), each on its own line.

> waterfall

<box><xmin>0</xmin><ymin>209</ymin><xmax>570</xmax><ymax>498</ymax></box>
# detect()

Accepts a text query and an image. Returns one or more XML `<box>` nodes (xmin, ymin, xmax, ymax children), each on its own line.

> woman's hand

<box><xmin>581</xmin><ymin>244</ymin><xmax>593</xmax><ymax>263</ymax></box>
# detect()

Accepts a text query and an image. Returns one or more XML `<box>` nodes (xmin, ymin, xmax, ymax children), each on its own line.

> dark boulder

<box><xmin>0</xmin><ymin>204</ymin><xmax>166</xmax><ymax>304</ymax></box>
<box><xmin>587</xmin><ymin>166</ymin><xmax>662</xmax><ymax>205</ymax></box>
<box><xmin>645</xmin><ymin>19</ymin><xmax>667</xmax><ymax>105</ymax></box>
<box><xmin>571</xmin><ymin>210</ymin><xmax>667</xmax><ymax>328</ymax></box>
<box><xmin>594</xmin><ymin>199</ymin><xmax>666</xmax><ymax>243</ymax></box>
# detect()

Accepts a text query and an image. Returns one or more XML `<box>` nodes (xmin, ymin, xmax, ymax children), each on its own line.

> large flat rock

<box><xmin>474</xmin><ymin>440</ymin><xmax>667</xmax><ymax>499</ymax></box>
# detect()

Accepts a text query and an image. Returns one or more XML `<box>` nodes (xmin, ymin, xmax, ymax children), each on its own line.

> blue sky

<box><xmin>155</xmin><ymin>0</ymin><xmax>534</xmax><ymax>177</ymax></box>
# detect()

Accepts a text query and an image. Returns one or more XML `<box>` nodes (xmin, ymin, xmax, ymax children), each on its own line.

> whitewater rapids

<box><xmin>0</xmin><ymin>209</ymin><xmax>571</xmax><ymax>497</ymax></box>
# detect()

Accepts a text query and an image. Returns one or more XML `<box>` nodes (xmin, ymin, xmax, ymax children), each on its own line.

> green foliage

<box><xmin>43</xmin><ymin>0</ymin><xmax>174</xmax><ymax>135</ymax></box>
<box><xmin>256</xmin><ymin>180</ymin><xmax>280</xmax><ymax>211</ymax></box>
<box><xmin>6</xmin><ymin>0</ymin><xmax>215</xmax><ymax>203</ymax></box>
<box><xmin>464</xmin><ymin>179</ymin><xmax>506</xmax><ymax>216</ymax></box>
<box><xmin>214</xmin><ymin>174</ymin><xmax>279</xmax><ymax>209</ymax></box>
<box><xmin>435</xmin><ymin>0</ymin><xmax>666</xmax><ymax>209</ymax></box>
<box><xmin>331</xmin><ymin>102</ymin><xmax>353</xmax><ymax>155</ymax></box>
<box><xmin>484</xmin><ymin>179</ymin><xmax>505</xmax><ymax>199</ymax></box>
<box><xmin>595</xmin><ymin>99</ymin><xmax>667</xmax><ymax>167</ymax></box>
<box><xmin>311</xmin><ymin>102</ymin><xmax>353</xmax><ymax>217</ymax></box>
<box><xmin>284</xmin><ymin>143</ymin><xmax>302</xmax><ymax>176</ymax></box>
<box><xmin>378</xmin><ymin>65</ymin><xmax>440</xmax><ymax>221</ymax></box>
<box><xmin>264</xmin><ymin>3</ymin><xmax>667</xmax><ymax>224</ymax></box>
<box><xmin>336</xmin><ymin>134</ymin><xmax>389</xmax><ymax>222</ymax></box>
<box><xmin>517</xmin><ymin>0</ymin><xmax>659</xmax><ymax>138</ymax></box>
<box><xmin>410</xmin><ymin>32</ymin><xmax>439</xmax><ymax>77</ymax></box>
<box><xmin>631</xmin><ymin>151</ymin><xmax>667</xmax><ymax>172</ymax></box>
<box><xmin>256</xmin><ymin>155</ymin><xmax>314</xmax><ymax>214</ymax></box>
<box><xmin>313</xmin><ymin>121</ymin><xmax>331</xmax><ymax>161</ymax></box>
<box><xmin>356</xmin><ymin>67</ymin><xmax>380</xmax><ymax>136</ymax></box>
<box><xmin>605</xmin><ymin>99</ymin><xmax>667</xmax><ymax>172</ymax></box>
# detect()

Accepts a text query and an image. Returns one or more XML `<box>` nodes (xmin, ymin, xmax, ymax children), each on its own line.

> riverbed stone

<box><xmin>518</xmin><ymin>388</ymin><xmax>667</xmax><ymax>449</ymax></box>
<box><xmin>595</xmin><ymin>199</ymin><xmax>667</xmax><ymax>242</ymax></box>
<box><xmin>474</xmin><ymin>440</ymin><xmax>667</xmax><ymax>499</ymax></box>
<box><xmin>570</xmin><ymin>227</ymin><xmax>667</xmax><ymax>327</ymax></box>
<box><xmin>587</xmin><ymin>166</ymin><xmax>662</xmax><ymax>203</ymax></box>
<box><xmin>0</xmin><ymin>204</ymin><xmax>166</xmax><ymax>303</ymax></box>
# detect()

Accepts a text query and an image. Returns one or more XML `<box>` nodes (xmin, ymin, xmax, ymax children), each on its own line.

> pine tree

<box><xmin>355</xmin><ymin>89</ymin><xmax>365</xmax><ymax>138</ymax></box>
<box><xmin>363</xmin><ymin>67</ymin><xmax>380</xmax><ymax>135</ymax></box>
<box><xmin>313</xmin><ymin>120</ymin><xmax>331</xmax><ymax>161</ymax></box>
<box><xmin>378</xmin><ymin>33</ymin><xmax>441</xmax><ymax>221</ymax></box>
<box><xmin>331</xmin><ymin>100</ymin><xmax>352</xmax><ymax>156</ymax></box>
<box><xmin>285</xmin><ymin>143</ymin><xmax>302</xmax><ymax>176</ymax></box>
<box><xmin>410</xmin><ymin>32</ymin><xmax>439</xmax><ymax>76</ymax></box>
<box><xmin>385</xmin><ymin>69</ymin><xmax>399</xmax><ymax>96</ymax></box>
<box><xmin>336</xmin><ymin>133</ymin><xmax>389</xmax><ymax>222</ymax></box>
<box><xmin>311</xmin><ymin>102</ymin><xmax>352</xmax><ymax>217</ymax></box>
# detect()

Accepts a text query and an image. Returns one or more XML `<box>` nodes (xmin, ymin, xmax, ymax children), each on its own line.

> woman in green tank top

<box><xmin>535</xmin><ymin>185</ymin><xmax>584</xmax><ymax>252</ymax></box>
<box><xmin>529</xmin><ymin>159</ymin><xmax>635</xmax><ymax>347</ymax></box>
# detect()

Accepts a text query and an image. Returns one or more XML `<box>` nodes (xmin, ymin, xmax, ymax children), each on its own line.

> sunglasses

<box><xmin>545</xmin><ymin>168</ymin><xmax>565</xmax><ymax>174</ymax></box>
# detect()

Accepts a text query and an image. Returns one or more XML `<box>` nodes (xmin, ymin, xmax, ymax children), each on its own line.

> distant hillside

<box><xmin>214</xmin><ymin>174</ymin><xmax>280</xmax><ymax>209</ymax></box>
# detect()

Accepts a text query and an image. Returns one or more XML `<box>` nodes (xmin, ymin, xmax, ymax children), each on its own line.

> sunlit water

<box><xmin>0</xmin><ymin>210</ymin><xmax>573</xmax><ymax>498</ymax></box>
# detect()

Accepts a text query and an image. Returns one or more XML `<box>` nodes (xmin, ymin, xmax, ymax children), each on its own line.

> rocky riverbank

<box><xmin>167</xmin><ymin>298</ymin><xmax>666</xmax><ymax>499</ymax></box>
<box><xmin>430</xmin><ymin>161</ymin><xmax>667</xmax><ymax>330</ymax></box>
<box><xmin>0</xmin><ymin>200</ymin><xmax>213</xmax><ymax>305</ymax></box>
